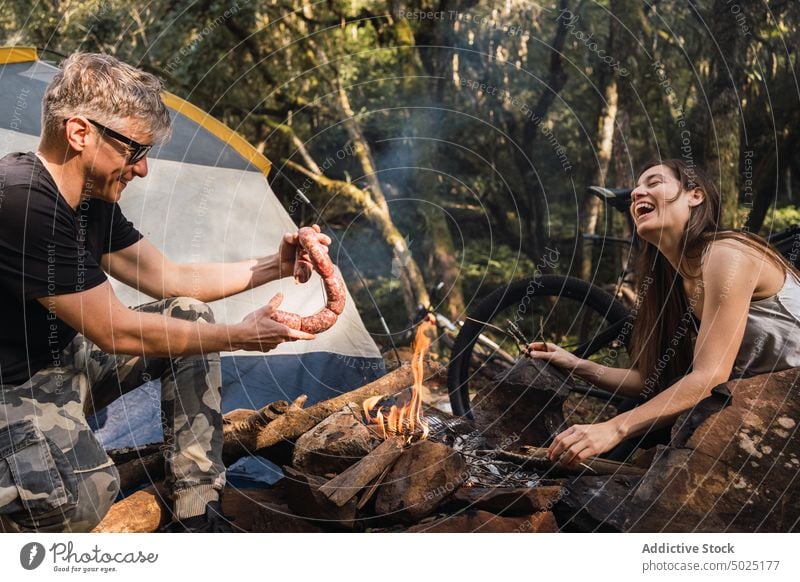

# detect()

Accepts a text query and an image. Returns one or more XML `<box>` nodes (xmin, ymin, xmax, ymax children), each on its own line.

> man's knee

<box><xmin>163</xmin><ymin>297</ymin><xmax>216</xmax><ymax>324</ymax></box>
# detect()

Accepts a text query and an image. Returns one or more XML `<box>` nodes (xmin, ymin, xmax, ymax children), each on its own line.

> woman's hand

<box><xmin>547</xmin><ymin>422</ymin><xmax>624</xmax><ymax>467</ymax></box>
<box><xmin>525</xmin><ymin>341</ymin><xmax>582</xmax><ymax>372</ymax></box>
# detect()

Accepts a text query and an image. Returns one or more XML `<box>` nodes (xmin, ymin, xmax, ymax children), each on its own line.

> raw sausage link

<box><xmin>271</xmin><ymin>226</ymin><xmax>345</xmax><ymax>333</ymax></box>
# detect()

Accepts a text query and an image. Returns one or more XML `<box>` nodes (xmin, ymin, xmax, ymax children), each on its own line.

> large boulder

<box><xmin>472</xmin><ymin>358</ymin><xmax>571</xmax><ymax>447</ymax></box>
<box><xmin>292</xmin><ymin>403</ymin><xmax>378</xmax><ymax>475</ymax></box>
<box><xmin>560</xmin><ymin>368</ymin><xmax>800</xmax><ymax>532</ymax></box>
<box><xmin>374</xmin><ymin>441</ymin><xmax>467</xmax><ymax>524</ymax></box>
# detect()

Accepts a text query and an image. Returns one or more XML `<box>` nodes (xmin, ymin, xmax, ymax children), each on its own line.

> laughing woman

<box><xmin>527</xmin><ymin>159</ymin><xmax>800</xmax><ymax>466</ymax></box>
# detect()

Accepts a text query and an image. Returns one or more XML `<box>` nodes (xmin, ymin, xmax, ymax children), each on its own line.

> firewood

<box><xmin>480</xmin><ymin>448</ymin><xmax>647</xmax><ymax>476</ymax></box>
<box><xmin>252</xmin><ymin>360</ymin><xmax>443</xmax><ymax>453</ymax></box>
<box><xmin>283</xmin><ymin>467</ymin><xmax>358</xmax><ymax>528</ymax></box>
<box><xmin>292</xmin><ymin>403</ymin><xmax>379</xmax><ymax>475</ymax></box>
<box><xmin>93</xmin><ymin>486</ymin><xmax>168</xmax><ymax>533</ymax></box>
<box><xmin>448</xmin><ymin>485</ymin><xmax>567</xmax><ymax>515</ymax></box>
<box><xmin>319</xmin><ymin>437</ymin><xmax>405</xmax><ymax>507</ymax></box>
<box><xmin>112</xmin><ymin>362</ymin><xmax>440</xmax><ymax>492</ymax></box>
<box><xmin>374</xmin><ymin>440</ymin><xmax>468</xmax><ymax>524</ymax></box>
<box><xmin>406</xmin><ymin>509</ymin><xmax>558</xmax><ymax>533</ymax></box>
<box><xmin>356</xmin><ymin>464</ymin><xmax>392</xmax><ymax>510</ymax></box>
<box><xmin>110</xmin><ymin>398</ymin><xmax>304</xmax><ymax>491</ymax></box>
<box><xmin>222</xmin><ymin>398</ymin><xmax>305</xmax><ymax>462</ymax></box>
<box><xmin>94</xmin><ymin>484</ymin><xmax>317</xmax><ymax>533</ymax></box>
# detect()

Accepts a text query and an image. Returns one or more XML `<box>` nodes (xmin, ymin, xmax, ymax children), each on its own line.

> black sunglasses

<box><xmin>88</xmin><ymin>119</ymin><xmax>152</xmax><ymax>164</ymax></box>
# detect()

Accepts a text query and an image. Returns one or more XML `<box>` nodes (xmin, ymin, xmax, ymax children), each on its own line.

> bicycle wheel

<box><xmin>448</xmin><ymin>275</ymin><xmax>633</xmax><ymax>417</ymax></box>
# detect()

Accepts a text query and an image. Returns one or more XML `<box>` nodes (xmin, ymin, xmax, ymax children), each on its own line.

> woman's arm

<box><xmin>548</xmin><ymin>241</ymin><xmax>761</xmax><ymax>466</ymax></box>
<box><xmin>572</xmin><ymin>358</ymin><xmax>645</xmax><ymax>397</ymax></box>
<box><xmin>527</xmin><ymin>341</ymin><xmax>645</xmax><ymax>397</ymax></box>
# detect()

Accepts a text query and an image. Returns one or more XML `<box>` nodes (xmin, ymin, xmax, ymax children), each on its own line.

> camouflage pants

<box><xmin>0</xmin><ymin>297</ymin><xmax>225</xmax><ymax>532</ymax></box>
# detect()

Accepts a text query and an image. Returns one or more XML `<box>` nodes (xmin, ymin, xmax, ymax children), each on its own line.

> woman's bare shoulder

<box><xmin>701</xmin><ymin>236</ymin><xmax>786</xmax><ymax>298</ymax></box>
<box><xmin>703</xmin><ymin>236</ymin><xmax>769</xmax><ymax>266</ymax></box>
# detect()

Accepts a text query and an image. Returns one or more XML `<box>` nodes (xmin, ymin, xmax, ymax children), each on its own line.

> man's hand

<box><xmin>277</xmin><ymin>224</ymin><xmax>332</xmax><ymax>280</ymax></box>
<box><xmin>236</xmin><ymin>293</ymin><xmax>315</xmax><ymax>351</ymax></box>
<box><xmin>547</xmin><ymin>422</ymin><xmax>624</xmax><ymax>467</ymax></box>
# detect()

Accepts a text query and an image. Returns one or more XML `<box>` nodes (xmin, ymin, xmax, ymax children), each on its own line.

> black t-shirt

<box><xmin>0</xmin><ymin>152</ymin><xmax>143</xmax><ymax>385</ymax></box>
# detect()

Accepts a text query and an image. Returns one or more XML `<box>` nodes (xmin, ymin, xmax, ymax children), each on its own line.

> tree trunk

<box><xmin>701</xmin><ymin>0</ymin><xmax>747</xmax><ymax>227</ymax></box>
<box><xmin>579</xmin><ymin>77</ymin><xmax>619</xmax><ymax>282</ymax></box>
<box><xmin>427</xmin><ymin>205</ymin><xmax>465</xmax><ymax>318</ymax></box>
<box><xmin>285</xmin><ymin>160</ymin><xmax>430</xmax><ymax>317</ymax></box>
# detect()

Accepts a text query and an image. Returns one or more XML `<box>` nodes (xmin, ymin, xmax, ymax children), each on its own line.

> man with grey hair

<box><xmin>0</xmin><ymin>53</ymin><xmax>326</xmax><ymax>532</ymax></box>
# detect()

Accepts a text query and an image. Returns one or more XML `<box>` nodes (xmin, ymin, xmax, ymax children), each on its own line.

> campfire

<box><xmin>97</xmin><ymin>315</ymin><xmax>613</xmax><ymax>533</ymax></box>
<box><xmin>362</xmin><ymin>313</ymin><xmax>434</xmax><ymax>442</ymax></box>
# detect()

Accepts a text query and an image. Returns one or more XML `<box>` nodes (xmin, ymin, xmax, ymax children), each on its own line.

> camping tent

<box><xmin>0</xmin><ymin>48</ymin><xmax>384</xmax><ymax>473</ymax></box>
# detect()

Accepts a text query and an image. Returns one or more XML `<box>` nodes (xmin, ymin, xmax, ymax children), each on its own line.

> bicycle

<box><xmin>447</xmin><ymin>186</ymin><xmax>800</xmax><ymax>420</ymax></box>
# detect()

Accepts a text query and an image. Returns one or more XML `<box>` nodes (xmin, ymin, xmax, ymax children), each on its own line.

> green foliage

<box><xmin>2</xmin><ymin>0</ymin><xmax>799</xmax><ymax>333</ymax></box>
<box><xmin>762</xmin><ymin>205</ymin><xmax>800</xmax><ymax>234</ymax></box>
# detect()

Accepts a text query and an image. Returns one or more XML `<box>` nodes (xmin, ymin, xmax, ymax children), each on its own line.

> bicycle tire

<box><xmin>448</xmin><ymin>275</ymin><xmax>632</xmax><ymax>417</ymax></box>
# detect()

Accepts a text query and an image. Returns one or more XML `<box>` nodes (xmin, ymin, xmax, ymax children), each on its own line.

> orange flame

<box><xmin>363</xmin><ymin>313</ymin><xmax>434</xmax><ymax>442</ymax></box>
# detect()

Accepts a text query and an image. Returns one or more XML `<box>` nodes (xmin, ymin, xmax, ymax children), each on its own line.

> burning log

<box><xmin>373</xmin><ymin>440</ymin><xmax>468</xmax><ymax>524</ymax></box>
<box><xmin>292</xmin><ymin>403</ymin><xmax>379</xmax><ymax>475</ymax></box>
<box><xmin>318</xmin><ymin>437</ymin><xmax>406</xmax><ymax>507</ymax></box>
<box><xmin>361</xmin><ymin>314</ymin><xmax>435</xmax><ymax>440</ymax></box>
<box><xmin>112</xmin><ymin>362</ymin><xmax>440</xmax><ymax>492</ymax></box>
<box><xmin>251</xmin><ymin>359</ymin><xmax>443</xmax><ymax>454</ymax></box>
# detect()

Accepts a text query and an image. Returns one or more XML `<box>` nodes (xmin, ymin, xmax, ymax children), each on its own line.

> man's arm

<box><xmin>38</xmin><ymin>281</ymin><xmax>313</xmax><ymax>357</ymax></box>
<box><xmin>101</xmin><ymin>239</ymin><xmax>281</xmax><ymax>303</ymax></box>
<box><xmin>101</xmin><ymin>227</ymin><xmax>331</xmax><ymax>302</ymax></box>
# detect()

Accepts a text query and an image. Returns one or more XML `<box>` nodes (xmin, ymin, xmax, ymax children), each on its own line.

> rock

<box><xmin>472</xmin><ymin>359</ymin><xmax>571</xmax><ymax>447</ymax></box>
<box><xmin>407</xmin><ymin>509</ymin><xmax>558</xmax><ymax>532</ymax></box>
<box><xmin>561</xmin><ymin>369</ymin><xmax>800</xmax><ymax>532</ymax></box>
<box><xmin>374</xmin><ymin>441</ymin><xmax>468</xmax><ymax>524</ymax></box>
<box><xmin>448</xmin><ymin>486</ymin><xmax>566</xmax><ymax>515</ymax></box>
<box><xmin>93</xmin><ymin>487</ymin><xmax>167</xmax><ymax>533</ymax></box>
<box><xmin>222</xmin><ymin>487</ymin><xmax>321</xmax><ymax>533</ymax></box>
<box><xmin>283</xmin><ymin>466</ymin><xmax>358</xmax><ymax>529</ymax></box>
<box><xmin>623</xmin><ymin>369</ymin><xmax>800</xmax><ymax>532</ymax></box>
<box><xmin>558</xmin><ymin>475</ymin><xmax>641</xmax><ymax>532</ymax></box>
<box><xmin>292</xmin><ymin>403</ymin><xmax>378</xmax><ymax>475</ymax></box>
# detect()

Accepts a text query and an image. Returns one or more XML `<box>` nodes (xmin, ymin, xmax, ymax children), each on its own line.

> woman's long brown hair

<box><xmin>629</xmin><ymin>159</ymin><xmax>798</xmax><ymax>396</ymax></box>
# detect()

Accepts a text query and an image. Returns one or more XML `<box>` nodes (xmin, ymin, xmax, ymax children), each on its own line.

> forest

<box><xmin>3</xmin><ymin>0</ymin><xmax>799</xmax><ymax>347</ymax></box>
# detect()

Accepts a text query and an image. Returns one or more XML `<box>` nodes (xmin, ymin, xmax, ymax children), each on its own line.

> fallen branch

<box><xmin>479</xmin><ymin>448</ymin><xmax>647</xmax><ymax>476</ymax></box>
<box><xmin>222</xmin><ymin>396</ymin><xmax>307</xmax><ymax>463</ymax></box>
